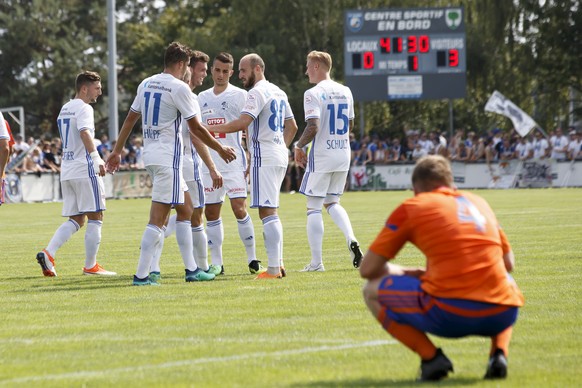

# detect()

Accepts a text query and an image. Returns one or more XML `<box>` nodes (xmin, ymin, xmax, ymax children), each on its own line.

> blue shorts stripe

<box><xmin>377</xmin><ymin>275</ymin><xmax>519</xmax><ymax>338</ymax></box>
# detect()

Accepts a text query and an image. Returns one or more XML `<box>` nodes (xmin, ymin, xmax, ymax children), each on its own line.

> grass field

<box><xmin>1</xmin><ymin>188</ymin><xmax>581</xmax><ymax>387</ymax></box>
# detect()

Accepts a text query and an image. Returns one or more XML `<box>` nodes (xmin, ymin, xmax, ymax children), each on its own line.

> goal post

<box><xmin>0</xmin><ymin>106</ymin><xmax>25</xmax><ymax>139</ymax></box>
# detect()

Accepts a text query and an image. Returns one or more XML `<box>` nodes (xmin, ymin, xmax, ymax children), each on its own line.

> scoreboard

<box><xmin>344</xmin><ymin>7</ymin><xmax>466</xmax><ymax>101</ymax></box>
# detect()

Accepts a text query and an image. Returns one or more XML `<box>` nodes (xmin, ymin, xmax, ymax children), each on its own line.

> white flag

<box><xmin>485</xmin><ymin>91</ymin><xmax>538</xmax><ymax>137</ymax></box>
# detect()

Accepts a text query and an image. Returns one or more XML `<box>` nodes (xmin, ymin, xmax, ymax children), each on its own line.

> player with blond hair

<box><xmin>294</xmin><ymin>50</ymin><xmax>363</xmax><ymax>272</ymax></box>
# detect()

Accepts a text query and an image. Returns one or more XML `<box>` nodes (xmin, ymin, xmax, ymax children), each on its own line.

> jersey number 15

<box><xmin>327</xmin><ymin>103</ymin><xmax>349</xmax><ymax>135</ymax></box>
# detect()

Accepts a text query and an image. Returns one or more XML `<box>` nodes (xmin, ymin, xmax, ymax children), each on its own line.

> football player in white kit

<box><xmin>198</xmin><ymin>52</ymin><xmax>259</xmax><ymax>276</ymax></box>
<box><xmin>0</xmin><ymin>112</ymin><xmax>14</xmax><ymax>205</ymax></box>
<box><xmin>211</xmin><ymin>53</ymin><xmax>298</xmax><ymax>279</ymax></box>
<box><xmin>106</xmin><ymin>42</ymin><xmax>236</xmax><ymax>286</ymax></box>
<box><xmin>294</xmin><ymin>51</ymin><xmax>363</xmax><ymax>272</ymax></box>
<box><xmin>36</xmin><ymin>71</ymin><xmax>117</xmax><ymax>277</ymax></box>
<box><xmin>149</xmin><ymin>52</ymin><xmax>225</xmax><ymax>282</ymax></box>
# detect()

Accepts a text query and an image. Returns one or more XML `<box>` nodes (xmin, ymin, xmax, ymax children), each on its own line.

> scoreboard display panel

<box><xmin>344</xmin><ymin>7</ymin><xmax>466</xmax><ymax>101</ymax></box>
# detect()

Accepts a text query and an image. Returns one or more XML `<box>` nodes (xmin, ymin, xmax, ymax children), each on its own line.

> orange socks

<box><xmin>490</xmin><ymin>326</ymin><xmax>513</xmax><ymax>357</ymax></box>
<box><xmin>386</xmin><ymin>320</ymin><xmax>437</xmax><ymax>360</ymax></box>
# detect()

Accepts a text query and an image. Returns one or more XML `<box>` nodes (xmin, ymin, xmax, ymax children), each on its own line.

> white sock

<box><xmin>150</xmin><ymin>226</ymin><xmax>166</xmax><ymax>273</ymax></box>
<box><xmin>327</xmin><ymin>203</ymin><xmax>356</xmax><ymax>243</ymax></box>
<box><xmin>46</xmin><ymin>219</ymin><xmax>80</xmax><ymax>258</ymax></box>
<box><xmin>237</xmin><ymin>214</ymin><xmax>256</xmax><ymax>263</ymax></box>
<box><xmin>165</xmin><ymin>214</ymin><xmax>177</xmax><ymax>238</ymax></box>
<box><xmin>307</xmin><ymin>210</ymin><xmax>324</xmax><ymax>266</ymax></box>
<box><xmin>206</xmin><ymin>218</ymin><xmax>224</xmax><ymax>266</ymax></box>
<box><xmin>176</xmin><ymin>220</ymin><xmax>197</xmax><ymax>271</ymax></box>
<box><xmin>192</xmin><ymin>225</ymin><xmax>209</xmax><ymax>271</ymax></box>
<box><xmin>136</xmin><ymin>224</ymin><xmax>161</xmax><ymax>279</ymax></box>
<box><xmin>84</xmin><ymin>220</ymin><xmax>102</xmax><ymax>269</ymax></box>
<box><xmin>262</xmin><ymin>215</ymin><xmax>282</xmax><ymax>269</ymax></box>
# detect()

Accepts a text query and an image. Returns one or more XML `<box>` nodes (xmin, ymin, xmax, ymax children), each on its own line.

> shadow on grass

<box><xmin>7</xmin><ymin>275</ymin><xmax>133</xmax><ymax>292</ymax></box>
<box><xmin>290</xmin><ymin>377</ymin><xmax>481</xmax><ymax>387</ymax></box>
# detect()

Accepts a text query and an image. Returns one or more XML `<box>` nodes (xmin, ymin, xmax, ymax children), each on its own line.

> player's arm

<box><xmin>283</xmin><ymin>117</ymin><xmax>298</xmax><ymax>148</ymax></box>
<box><xmin>209</xmin><ymin>115</ymin><xmax>253</xmax><ymax>134</ymax></box>
<box><xmin>0</xmin><ymin>139</ymin><xmax>9</xmax><ymax>178</ymax></box>
<box><xmin>187</xmin><ymin>117</ymin><xmax>236</xmax><ymax>163</ymax></box>
<box><xmin>498</xmin><ymin>227</ymin><xmax>515</xmax><ymax>272</ymax></box>
<box><xmin>294</xmin><ymin>118</ymin><xmax>318</xmax><ymax>168</ymax></box>
<box><xmin>80</xmin><ymin>129</ymin><xmax>105</xmax><ymax>177</ymax></box>
<box><xmin>190</xmin><ymin>131</ymin><xmax>223</xmax><ymax>189</ymax></box>
<box><xmin>360</xmin><ymin>250</ymin><xmax>390</xmax><ymax>280</ymax></box>
<box><xmin>106</xmin><ymin>110</ymin><xmax>140</xmax><ymax>173</ymax></box>
<box><xmin>243</xmin><ymin>129</ymin><xmax>251</xmax><ymax>178</ymax></box>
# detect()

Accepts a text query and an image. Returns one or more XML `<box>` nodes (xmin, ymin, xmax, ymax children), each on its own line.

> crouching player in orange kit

<box><xmin>360</xmin><ymin>155</ymin><xmax>524</xmax><ymax>381</ymax></box>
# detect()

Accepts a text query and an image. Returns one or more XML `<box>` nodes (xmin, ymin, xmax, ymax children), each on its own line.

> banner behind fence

<box><xmin>4</xmin><ymin>160</ymin><xmax>582</xmax><ymax>204</ymax></box>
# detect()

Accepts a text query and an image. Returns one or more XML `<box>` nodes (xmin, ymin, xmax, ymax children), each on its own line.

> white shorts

<box><xmin>299</xmin><ymin>170</ymin><xmax>348</xmax><ymax>198</ymax></box>
<box><xmin>249</xmin><ymin>166</ymin><xmax>285</xmax><ymax>208</ymax></box>
<box><xmin>203</xmin><ymin>170</ymin><xmax>247</xmax><ymax>205</ymax></box>
<box><xmin>186</xmin><ymin>179</ymin><xmax>205</xmax><ymax>208</ymax></box>
<box><xmin>147</xmin><ymin>165</ymin><xmax>185</xmax><ymax>205</ymax></box>
<box><xmin>61</xmin><ymin>177</ymin><xmax>106</xmax><ymax>216</ymax></box>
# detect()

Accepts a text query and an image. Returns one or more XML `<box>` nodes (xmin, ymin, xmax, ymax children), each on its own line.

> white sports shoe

<box><xmin>83</xmin><ymin>263</ymin><xmax>117</xmax><ymax>276</ymax></box>
<box><xmin>300</xmin><ymin>263</ymin><xmax>325</xmax><ymax>272</ymax></box>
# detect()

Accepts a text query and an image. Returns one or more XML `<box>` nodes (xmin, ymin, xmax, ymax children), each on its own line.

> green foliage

<box><xmin>0</xmin><ymin>189</ymin><xmax>581</xmax><ymax>385</ymax></box>
<box><xmin>0</xmin><ymin>0</ymin><xmax>580</xmax><ymax>139</ymax></box>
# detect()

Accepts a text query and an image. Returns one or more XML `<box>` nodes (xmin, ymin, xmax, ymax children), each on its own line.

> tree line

<box><xmin>0</xmin><ymin>0</ymin><xmax>580</xmax><ymax>141</ymax></box>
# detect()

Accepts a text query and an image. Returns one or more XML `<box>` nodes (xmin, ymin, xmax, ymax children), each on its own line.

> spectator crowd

<box><xmin>350</xmin><ymin>126</ymin><xmax>582</xmax><ymax>166</ymax></box>
<box><xmin>7</xmin><ymin>133</ymin><xmax>145</xmax><ymax>174</ymax></box>
<box><xmin>5</xmin><ymin>125</ymin><xmax>582</xmax><ymax>177</ymax></box>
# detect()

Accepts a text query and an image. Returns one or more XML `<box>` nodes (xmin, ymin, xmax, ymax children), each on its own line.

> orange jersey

<box><xmin>369</xmin><ymin>187</ymin><xmax>524</xmax><ymax>307</ymax></box>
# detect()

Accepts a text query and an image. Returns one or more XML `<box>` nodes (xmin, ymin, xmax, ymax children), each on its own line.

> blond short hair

<box><xmin>411</xmin><ymin>155</ymin><xmax>454</xmax><ymax>192</ymax></box>
<box><xmin>307</xmin><ymin>50</ymin><xmax>332</xmax><ymax>72</ymax></box>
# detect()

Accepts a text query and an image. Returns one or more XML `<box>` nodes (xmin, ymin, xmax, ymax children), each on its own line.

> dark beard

<box><xmin>243</xmin><ymin>72</ymin><xmax>256</xmax><ymax>90</ymax></box>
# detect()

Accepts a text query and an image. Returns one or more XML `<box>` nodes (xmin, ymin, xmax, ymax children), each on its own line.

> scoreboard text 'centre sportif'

<box><xmin>344</xmin><ymin>7</ymin><xmax>466</xmax><ymax>101</ymax></box>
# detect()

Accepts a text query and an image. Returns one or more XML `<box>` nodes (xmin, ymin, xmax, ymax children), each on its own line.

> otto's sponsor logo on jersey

<box><xmin>326</xmin><ymin>139</ymin><xmax>349</xmax><ymax>150</ymax></box>
<box><xmin>143</xmin><ymin>128</ymin><xmax>161</xmax><ymax>140</ymax></box>
<box><xmin>305</xmin><ymin>109</ymin><xmax>315</xmax><ymax>115</ymax></box>
<box><xmin>207</xmin><ymin>118</ymin><xmax>226</xmax><ymax>126</ymax></box>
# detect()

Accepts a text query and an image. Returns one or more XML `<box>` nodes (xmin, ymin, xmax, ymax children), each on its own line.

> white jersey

<box><xmin>198</xmin><ymin>84</ymin><xmax>248</xmax><ymax>173</ymax></box>
<box><xmin>303</xmin><ymin>79</ymin><xmax>354</xmax><ymax>172</ymax></box>
<box><xmin>242</xmin><ymin>80</ymin><xmax>294</xmax><ymax>168</ymax></box>
<box><xmin>532</xmin><ymin>138</ymin><xmax>549</xmax><ymax>159</ymax></box>
<box><xmin>182</xmin><ymin>93</ymin><xmax>203</xmax><ymax>182</ymax></box>
<box><xmin>515</xmin><ymin>141</ymin><xmax>532</xmax><ymax>159</ymax></box>
<box><xmin>130</xmin><ymin>73</ymin><xmax>198</xmax><ymax>168</ymax></box>
<box><xmin>0</xmin><ymin>112</ymin><xmax>9</xmax><ymax>140</ymax></box>
<box><xmin>568</xmin><ymin>140</ymin><xmax>581</xmax><ymax>157</ymax></box>
<box><xmin>57</xmin><ymin>99</ymin><xmax>98</xmax><ymax>181</ymax></box>
<box><xmin>550</xmin><ymin>135</ymin><xmax>569</xmax><ymax>159</ymax></box>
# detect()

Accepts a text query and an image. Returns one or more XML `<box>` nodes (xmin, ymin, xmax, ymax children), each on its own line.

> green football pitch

<box><xmin>1</xmin><ymin>189</ymin><xmax>581</xmax><ymax>387</ymax></box>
